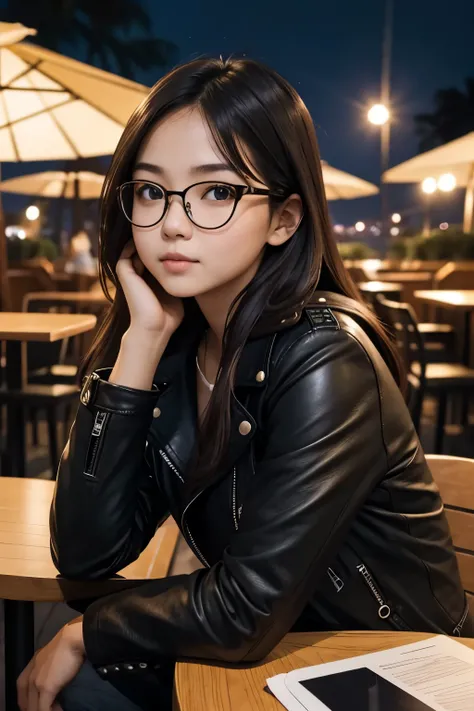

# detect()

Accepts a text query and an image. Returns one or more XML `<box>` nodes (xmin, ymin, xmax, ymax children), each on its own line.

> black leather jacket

<box><xmin>50</xmin><ymin>291</ymin><xmax>473</xmax><ymax>681</ymax></box>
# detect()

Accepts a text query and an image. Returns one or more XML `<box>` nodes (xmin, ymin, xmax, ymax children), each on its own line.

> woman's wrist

<box><xmin>63</xmin><ymin>618</ymin><xmax>86</xmax><ymax>655</ymax></box>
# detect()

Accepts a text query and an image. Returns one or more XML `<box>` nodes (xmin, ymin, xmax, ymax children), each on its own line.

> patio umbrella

<box><xmin>0</xmin><ymin>169</ymin><xmax>105</xmax><ymax>234</ymax></box>
<box><xmin>0</xmin><ymin>21</ymin><xmax>149</xmax><ymax>308</ymax></box>
<box><xmin>321</xmin><ymin>161</ymin><xmax>379</xmax><ymax>200</ymax></box>
<box><xmin>0</xmin><ymin>170</ymin><xmax>104</xmax><ymax>199</ymax></box>
<box><xmin>383</xmin><ymin>132</ymin><xmax>474</xmax><ymax>232</ymax></box>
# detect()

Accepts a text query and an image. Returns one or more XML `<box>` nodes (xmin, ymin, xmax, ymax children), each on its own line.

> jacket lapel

<box><xmin>149</xmin><ymin>327</ymin><xmax>278</xmax><ymax>489</ymax></box>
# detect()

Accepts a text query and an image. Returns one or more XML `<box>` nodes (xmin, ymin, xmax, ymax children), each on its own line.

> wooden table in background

<box><xmin>377</xmin><ymin>272</ymin><xmax>433</xmax><ymax>283</ymax></box>
<box><xmin>0</xmin><ymin>313</ymin><xmax>97</xmax><ymax>478</ymax></box>
<box><xmin>0</xmin><ymin>477</ymin><xmax>179</xmax><ymax>710</ymax></box>
<box><xmin>24</xmin><ymin>291</ymin><xmax>109</xmax><ymax>308</ymax></box>
<box><xmin>415</xmin><ymin>290</ymin><xmax>474</xmax><ymax>365</ymax></box>
<box><xmin>174</xmin><ymin>631</ymin><xmax>474</xmax><ymax>711</ymax></box>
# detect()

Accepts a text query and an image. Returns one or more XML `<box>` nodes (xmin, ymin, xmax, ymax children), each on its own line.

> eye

<box><xmin>202</xmin><ymin>184</ymin><xmax>236</xmax><ymax>201</ymax></box>
<box><xmin>134</xmin><ymin>182</ymin><xmax>164</xmax><ymax>201</ymax></box>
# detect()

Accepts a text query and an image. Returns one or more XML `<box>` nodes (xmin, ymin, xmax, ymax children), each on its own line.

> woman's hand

<box><xmin>116</xmin><ymin>241</ymin><xmax>184</xmax><ymax>336</ymax></box>
<box><xmin>17</xmin><ymin>619</ymin><xmax>85</xmax><ymax>711</ymax></box>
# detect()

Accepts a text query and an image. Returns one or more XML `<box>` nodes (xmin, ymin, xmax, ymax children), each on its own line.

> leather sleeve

<box><xmin>50</xmin><ymin>369</ymin><xmax>169</xmax><ymax>580</ymax></box>
<box><xmin>82</xmin><ymin>328</ymin><xmax>393</xmax><ymax>665</ymax></box>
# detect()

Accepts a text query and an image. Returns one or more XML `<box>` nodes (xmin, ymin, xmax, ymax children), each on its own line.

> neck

<box><xmin>194</xmin><ymin>261</ymin><xmax>261</xmax><ymax>353</ymax></box>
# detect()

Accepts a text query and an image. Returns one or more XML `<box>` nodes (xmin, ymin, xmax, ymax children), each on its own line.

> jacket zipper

<box><xmin>356</xmin><ymin>563</ymin><xmax>412</xmax><ymax>630</ymax></box>
<box><xmin>83</xmin><ymin>411</ymin><xmax>109</xmax><ymax>478</ymax></box>
<box><xmin>157</xmin><ymin>449</ymin><xmax>210</xmax><ymax>567</ymax></box>
<box><xmin>158</xmin><ymin>449</ymin><xmax>184</xmax><ymax>483</ymax></box>
<box><xmin>232</xmin><ymin>467</ymin><xmax>240</xmax><ymax>531</ymax></box>
<box><xmin>453</xmin><ymin>601</ymin><xmax>470</xmax><ymax>636</ymax></box>
<box><xmin>356</xmin><ymin>563</ymin><xmax>391</xmax><ymax>620</ymax></box>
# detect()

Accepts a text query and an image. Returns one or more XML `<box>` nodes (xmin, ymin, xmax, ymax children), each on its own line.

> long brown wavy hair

<box><xmin>83</xmin><ymin>57</ymin><xmax>401</xmax><ymax>489</ymax></box>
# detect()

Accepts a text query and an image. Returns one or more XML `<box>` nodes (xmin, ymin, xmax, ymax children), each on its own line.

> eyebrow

<box><xmin>133</xmin><ymin>161</ymin><xmax>236</xmax><ymax>176</ymax></box>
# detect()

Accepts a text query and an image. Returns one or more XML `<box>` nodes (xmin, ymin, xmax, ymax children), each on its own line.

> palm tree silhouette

<box><xmin>4</xmin><ymin>0</ymin><xmax>177</xmax><ymax>80</ymax></box>
<box><xmin>415</xmin><ymin>78</ymin><xmax>474</xmax><ymax>151</ymax></box>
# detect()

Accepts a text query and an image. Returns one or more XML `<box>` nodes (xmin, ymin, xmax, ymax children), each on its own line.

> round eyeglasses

<box><xmin>118</xmin><ymin>180</ymin><xmax>286</xmax><ymax>230</ymax></box>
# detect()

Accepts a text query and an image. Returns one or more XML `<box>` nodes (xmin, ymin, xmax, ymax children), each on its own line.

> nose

<box><xmin>161</xmin><ymin>195</ymin><xmax>193</xmax><ymax>241</ymax></box>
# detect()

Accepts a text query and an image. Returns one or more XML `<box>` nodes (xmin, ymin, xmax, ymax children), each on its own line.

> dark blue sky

<box><xmin>139</xmin><ymin>0</ymin><xmax>474</xmax><ymax>227</ymax></box>
<box><xmin>4</xmin><ymin>0</ymin><xmax>474</xmax><ymax>229</ymax></box>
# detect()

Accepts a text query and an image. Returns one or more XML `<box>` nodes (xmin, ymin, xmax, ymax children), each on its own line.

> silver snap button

<box><xmin>126</xmin><ymin>664</ymin><xmax>134</xmax><ymax>671</ymax></box>
<box><xmin>139</xmin><ymin>662</ymin><xmax>148</xmax><ymax>669</ymax></box>
<box><xmin>239</xmin><ymin>420</ymin><xmax>252</xmax><ymax>435</ymax></box>
<box><xmin>255</xmin><ymin>371</ymin><xmax>265</xmax><ymax>382</ymax></box>
<box><xmin>99</xmin><ymin>667</ymin><xmax>107</xmax><ymax>675</ymax></box>
<box><xmin>280</xmin><ymin>318</ymin><xmax>287</xmax><ymax>324</ymax></box>
<box><xmin>153</xmin><ymin>407</ymin><xmax>161</xmax><ymax>418</ymax></box>
<box><xmin>318</xmin><ymin>297</ymin><xmax>326</xmax><ymax>303</ymax></box>
<box><xmin>114</xmin><ymin>666</ymin><xmax>120</xmax><ymax>671</ymax></box>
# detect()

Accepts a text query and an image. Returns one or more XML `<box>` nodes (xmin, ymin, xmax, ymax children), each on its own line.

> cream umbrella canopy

<box><xmin>0</xmin><ymin>22</ymin><xmax>149</xmax><ymax>160</ymax></box>
<box><xmin>0</xmin><ymin>169</ymin><xmax>105</xmax><ymax>233</ymax></box>
<box><xmin>383</xmin><ymin>132</ymin><xmax>474</xmax><ymax>232</ymax></box>
<box><xmin>0</xmin><ymin>170</ymin><xmax>104</xmax><ymax>199</ymax></box>
<box><xmin>321</xmin><ymin>161</ymin><xmax>379</xmax><ymax>200</ymax></box>
<box><xmin>0</xmin><ymin>21</ymin><xmax>149</xmax><ymax>307</ymax></box>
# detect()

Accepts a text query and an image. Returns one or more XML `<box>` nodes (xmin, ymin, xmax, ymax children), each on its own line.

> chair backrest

<box><xmin>375</xmin><ymin>295</ymin><xmax>426</xmax><ymax>428</ymax></box>
<box><xmin>426</xmin><ymin>454</ymin><xmax>474</xmax><ymax>598</ymax></box>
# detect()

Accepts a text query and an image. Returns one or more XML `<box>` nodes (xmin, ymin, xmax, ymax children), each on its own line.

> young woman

<box><xmin>18</xmin><ymin>57</ymin><xmax>471</xmax><ymax>711</ymax></box>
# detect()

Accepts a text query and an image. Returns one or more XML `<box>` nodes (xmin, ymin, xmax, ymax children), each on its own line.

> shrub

<box><xmin>336</xmin><ymin>241</ymin><xmax>380</xmax><ymax>260</ymax></box>
<box><xmin>411</xmin><ymin>228</ymin><xmax>474</xmax><ymax>260</ymax></box>
<box><xmin>7</xmin><ymin>237</ymin><xmax>58</xmax><ymax>263</ymax></box>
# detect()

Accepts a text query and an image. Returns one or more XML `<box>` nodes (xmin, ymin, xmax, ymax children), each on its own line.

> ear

<box><xmin>266</xmin><ymin>194</ymin><xmax>304</xmax><ymax>247</ymax></box>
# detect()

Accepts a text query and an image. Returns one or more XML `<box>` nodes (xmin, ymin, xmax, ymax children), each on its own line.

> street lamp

<box><xmin>391</xmin><ymin>212</ymin><xmax>401</xmax><ymax>224</ymax></box>
<box><xmin>367</xmin><ymin>104</ymin><xmax>390</xmax><ymax>126</ymax></box>
<box><xmin>25</xmin><ymin>205</ymin><xmax>40</xmax><ymax>221</ymax></box>
<box><xmin>355</xmin><ymin>221</ymin><xmax>366</xmax><ymax>233</ymax></box>
<box><xmin>421</xmin><ymin>177</ymin><xmax>437</xmax><ymax>195</ymax></box>
<box><xmin>437</xmin><ymin>173</ymin><xmax>457</xmax><ymax>193</ymax></box>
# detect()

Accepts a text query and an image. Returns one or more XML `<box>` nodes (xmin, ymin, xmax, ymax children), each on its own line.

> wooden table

<box><xmin>358</xmin><ymin>281</ymin><xmax>402</xmax><ymax>295</ymax></box>
<box><xmin>24</xmin><ymin>291</ymin><xmax>109</xmax><ymax>308</ymax></box>
<box><xmin>0</xmin><ymin>477</ymin><xmax>179</xmax><ymax>710</ymax></box>
<box><xmin>174</xmin><ymin>630</ymin><xmax>474</xmax><ymax>711</ymax></box>
<box><xmin>415</xmin><ymin>290</ymin><xmax>474</xmax><ymax>365</ymax></box>
<box><xmin>377</xmin><ymin>272</ymin><xmax>432</xmax><ymax>283</ymax></box>
<box><xmin>0</xmin><ymin>313</ymin><xmax>97</xmax><ymax>478</ymax></box>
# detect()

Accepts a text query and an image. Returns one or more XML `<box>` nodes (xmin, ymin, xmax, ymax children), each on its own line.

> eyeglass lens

<box><xmin>120</xmin><ymin>181</ymin><xmax>239</xmax><ymax>229</ymax></box>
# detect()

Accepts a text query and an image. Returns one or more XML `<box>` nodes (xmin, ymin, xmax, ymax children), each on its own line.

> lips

<box><xmin>160</xmin><ymin>253</ymin><xmax>198</xmax><ymax>262</ymax></box>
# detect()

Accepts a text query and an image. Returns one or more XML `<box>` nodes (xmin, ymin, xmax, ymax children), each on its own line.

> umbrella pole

<box><xmin>463</xmin><ymin>163</ymin><xmax>474</xmax><ymax>233</ymax></box>
<box><xmin>0</xmin><ymin>164</ymin><xmax>11</xmax><ymax>311</ymax></box>
<box><xmin>73</xmin><ymin>177</ymin><xmax>81</xmax><ymax>234</ymax></box>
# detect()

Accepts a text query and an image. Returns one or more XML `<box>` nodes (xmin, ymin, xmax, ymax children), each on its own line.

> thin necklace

<box><xmin>196</xmin><ymin>331</ymin><xmax>214</xmax><ymax>392</ymax></box>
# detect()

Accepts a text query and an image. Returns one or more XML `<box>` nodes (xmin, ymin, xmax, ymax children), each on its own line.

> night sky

<box><xmin>4</xmin><ymin>0</ymin><xmax>474</xmax><ymax>230</ymax></box>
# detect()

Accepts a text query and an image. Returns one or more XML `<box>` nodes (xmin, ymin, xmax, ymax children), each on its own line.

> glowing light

<box><xmin>368</xmin><ymin>104</ymin><xmax>390</xmax><ymax>126</ymax></box>
<box><xmin>439</xmin><ymin>222</ymin><xmax>449</xmax><ymax>231</ymax></box>
<box><xmin>437</xmin><ymin>173</ymin><xmax>456</xmax><ymax>192</ymax></box>
<box><xmin>355</xmin><ymin>221</ymin><xmax>366</xmax><ymax>232</ymax></box>
<box><xmin>390</xmin><ymin>227</ymin><xmax>400</xmax><ymax>237</ymax></box>
<box><xmin>391</xmin><ymin>213</ymin><xmax>401</xmax><ymax>224</ymax></box>
<box><xmin>18</xmin><ymin>229</ymin><xmax>26</xmax><ymax>240</ymax></box>
<box><xmin>421</xmin><ymin>177</ymin><xmax>437</xmax><ymax>195</ymax></box>
<box><xmin>333</xmin><ymin>224</ymin><xmax>345</xmax><ymax>234</ymax></box>
<box><xmin>26</xmin><ymin>205</ymin><xmax>40</xmax><ymax>221</ymax></box>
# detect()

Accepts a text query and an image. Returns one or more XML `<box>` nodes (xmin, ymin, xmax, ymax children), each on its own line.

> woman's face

<box><xmin>130</xmin><ymin>107</ymin><xmax>302</xmax><ymax>300</ymax></box>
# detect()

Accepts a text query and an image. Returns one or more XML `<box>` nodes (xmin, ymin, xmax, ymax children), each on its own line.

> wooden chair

<box><xmin>426</xmin><ymin>455</ymin><xmax>474</xmax><ymax>603</ymax></box>
<box><xmin>376</xmin><ymin>295</ymin><xmax>474</xmax><ymax>452</ymax></box>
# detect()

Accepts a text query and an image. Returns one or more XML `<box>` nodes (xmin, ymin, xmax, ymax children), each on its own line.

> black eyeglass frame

<box><xmin>117</xmin><ymin>179</ymin><xmax>287</xmax><ymax>230</ymax></box>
